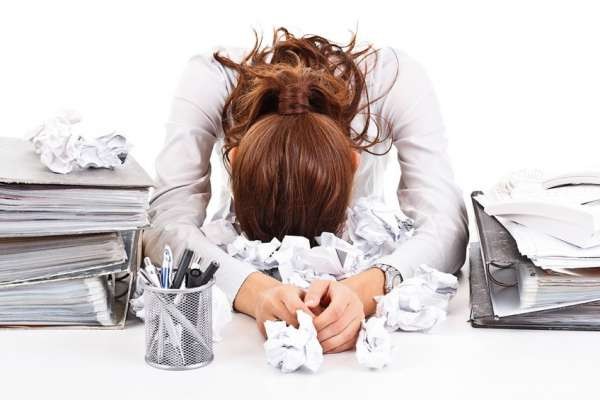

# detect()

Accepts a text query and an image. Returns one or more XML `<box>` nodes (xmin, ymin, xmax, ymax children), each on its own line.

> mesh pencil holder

<box><xmin>144</xmin><ymin>279</ymin><xmax>214</xmax><ymax>370</ymax></box>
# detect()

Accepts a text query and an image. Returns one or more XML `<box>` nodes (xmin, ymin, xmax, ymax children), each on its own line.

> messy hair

<box><xmin>213</xmin><ymin>28</ymin><xmax>391</xmax><ymax>241</ymax></box>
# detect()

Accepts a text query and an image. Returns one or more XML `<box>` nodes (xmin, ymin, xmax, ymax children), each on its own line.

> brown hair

<box><xmin>214</xmin><ymin>28</ymin><xmax>389</xmax><ymax>242</ymax></box>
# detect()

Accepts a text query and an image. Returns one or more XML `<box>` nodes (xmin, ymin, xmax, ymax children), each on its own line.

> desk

<box><xmin>0</xmin><ymin>262</ymin><xmax>597</xmax><ymax>400</ymax></box>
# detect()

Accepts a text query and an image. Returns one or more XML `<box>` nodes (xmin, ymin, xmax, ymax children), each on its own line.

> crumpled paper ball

<box><xmin>264</xmin><ymin>310</ymin><xmax>324</xmax><ymax>373</ymax></box>
<box><xmin>355</xmin><ymin>316</ymin><xmax>392</xmax><ymax>370</ymax></box>
<box><xmin>28</xmin><ymin>110</ymin><xmax>129</xmax><ymax>174</ymax></box>
<box><xmin>375</xmin><ymin>264</ymin><xmax>458</xmax><ymax>332</ymax></box>
<box><xmin>355</xmin><ymin>264</ymin><xmax>458</xmax><ymax>370</ymax></box>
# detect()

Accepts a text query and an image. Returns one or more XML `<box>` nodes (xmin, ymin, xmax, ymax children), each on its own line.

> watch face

<box><xmin>392</xmin><ymin>274</ymin><xmax>402</xmax><ymax>287</ymax></box>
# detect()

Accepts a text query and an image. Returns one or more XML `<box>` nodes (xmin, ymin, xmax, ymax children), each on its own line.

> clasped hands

<box><xmin>255</xmin><ymin>279</ymin><xmax>366</xmax><ymax>354</ymax></box>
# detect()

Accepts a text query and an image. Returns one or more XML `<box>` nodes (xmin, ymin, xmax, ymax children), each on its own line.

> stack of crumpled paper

<box><xmin>203</xmin><ymin>197</ymin><xmax>459</xmax><ymax>372</ymax></box>
<box><xmin>202</xmin><ymin>196</ymin><xmax>415</xmax><ymax>288</ymax></box>
<box><xmin>28</xmin><ymin>110</ymin><xmax>129</xmax><ymax>174</ymax></box>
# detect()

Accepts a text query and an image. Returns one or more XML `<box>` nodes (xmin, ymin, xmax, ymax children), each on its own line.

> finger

<box><xmin>282</xmin><ymin>291</ymin><xmax>315</xmax><ymax>318</ymax></box>
<box><xmin>259</xmin><ymin>306</ymin><xmax>293</xmax><ymax>337</ymax></box>
<box><xmin>327</xmin><ymin>336</ymin><xmax>357</xmax><ymax>354</ymax></box>
<box><xmin>311</xmin><ymin>304</ymin><xmax>326</xmax><ymax>316</ymax></box>
<box><xmin>320</xmin><ymin>317</ymin><xmax>362</xmax><ymax>353</ymax></box>
<box><xmin>314</xmin><ymin>296</ymin><xmax>350</xmax><ymax>331</ymax></box>
<box><xmin>317</xmin><ymin>302</ymin><xmax>359</xmax><ymax>342</ymax></box>
<box><xmin>271</xmin><ymin>300</ymin><xmax>299</xmax><ymax>327</ymax></box>
<box><xmin>321</xmin><ymin>317</ymin><xmax>361</xmax><ymax>353</ymax></box>
<box><xmin>304</xmin><ymin>280</ymin><xmax>331</xmax><ymax>308</ymax></box>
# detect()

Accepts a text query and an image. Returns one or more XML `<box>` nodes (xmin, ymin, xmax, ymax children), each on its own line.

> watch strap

<box><xmin>374</xmin><ymin>263</ymin><xmax>403</xmax><ymax>294</ymax></box>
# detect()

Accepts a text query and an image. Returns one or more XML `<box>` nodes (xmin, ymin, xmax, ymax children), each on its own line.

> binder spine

<box><xmin>471</xmin><ymin>192</ymin><xmax>518</xmax><ymax>288</ymax></box>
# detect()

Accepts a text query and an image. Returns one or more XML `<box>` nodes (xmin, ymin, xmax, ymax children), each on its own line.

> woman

<box><xmin>144</xmin><ymin>28</ymin><xmax>468</xmax><ymax>353</ymax></box>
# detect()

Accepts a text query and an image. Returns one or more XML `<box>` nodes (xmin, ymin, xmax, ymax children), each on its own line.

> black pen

<box><xmin>170</xmin><ymin>249</ymin><xmax>194</xmax><ymax>289</ymax></box>
<box><xmin>198</xmin><ymin>261</ymin><xmax>219</xmax><ymax>286</ymax></box>
<box><xmin>138</xmin><ymin>268</ymin><xmax>153</xmax><ymax>286</ymax></box>
<box><xmin>186</xmin><ymin>265</ymin><xmax>204</xmax><ymax>288</ymax></box>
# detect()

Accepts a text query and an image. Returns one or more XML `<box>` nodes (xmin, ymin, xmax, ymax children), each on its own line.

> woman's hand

<box><xmin>304</xmin><ymin>280</ymin><xmax>365</xmax><ymax>354</ymax></box>
<box><xmin>254</xmin><ymin>283</ymin><xmax>314</xmax><ymax>337</ymax></box>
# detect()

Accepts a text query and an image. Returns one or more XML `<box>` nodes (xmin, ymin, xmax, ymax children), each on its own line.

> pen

<box><xmin>143</xmin><ymin>257</ymin><xmax>161</xmax><ymax>287</ymax></box>
<box><xmin>137</xmin><ymin>269</ymin><xmax>152</xmax><ymax>285</ymax></box>
<box><xmin>160</xmin><ymin>246</ymin><xmax>173</xmax><ymax>289</ymax></box>
<box><xmin>144</xmin><ymin>257</ymin><xmax>154</xmax><ymax>270</ymax></box>
<box><xmin>198</xmin><ymin>261</ymin><xmax>219</xmax><ymax>286</ymax></box>
<box><xmin>170</xmin><ymin>249</ymin><xmax>195</xmax><ymax>289</ymax></box>
<box><xmin>138</xmin><ymin>268</ymin><xmax>154</xmax><ymax>286</ymax></box>
<box><xmin>186</xmin><ymin>264</ymin><xmax>203</xmax><ymax>288</ymax></box>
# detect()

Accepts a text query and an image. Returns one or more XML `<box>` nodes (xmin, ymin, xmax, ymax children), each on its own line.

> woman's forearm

<box><xmin>340</xmin><ymin>267</ymin><xmax>385</xmax><ymax>316</ymax></box>
<box><xmin>233</xmin><ymin>271</ymin><xmax>281</xmax><ymax>317</ymax></box>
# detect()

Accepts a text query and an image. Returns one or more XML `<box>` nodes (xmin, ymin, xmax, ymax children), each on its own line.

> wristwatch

<box><xmin>374</xmin><ymin>263</ymin><xmax>403</xmax><ymax>294</ymax></box>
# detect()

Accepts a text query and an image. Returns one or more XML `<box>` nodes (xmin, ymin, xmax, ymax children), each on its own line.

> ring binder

<box><xmin>470</xmin><ymin>191</ymin><xmax>600</xmax><ymax>330</ymax></box>
<box><xmin>485</xmin><ymin>261</ymin><xmax>517</xmax><ymax>288</ymax></box>
<box><xmin>471</xmin><ymin>191</ymin><xmax>521</xmax><ymax>288</ymax></box>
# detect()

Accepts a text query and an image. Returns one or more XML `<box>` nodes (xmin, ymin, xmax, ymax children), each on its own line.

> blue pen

<box><xmin>160</xmin><ymin>245</ymin><xmax>173</xmax><ymax>288</ymax></box>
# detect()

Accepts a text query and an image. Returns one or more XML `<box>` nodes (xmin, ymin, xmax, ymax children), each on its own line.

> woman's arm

<box><xmin>143</xmin><ymin>53</ymin><xmax>257</xmax><ymax>305</ymax></box>
<box><xmin>305</xmin><ymin>50</ymin><xmax>468</xmax><ymax>352</ymax></box>
<box><xmin>374</xmin><ymin>48</ymin><xmax>469</xmax><ymax>279</ymax></box>
<box><xmin>340</xmin><ymin>267</ymin><xmax>385</xmax><ymax>316</ymax></box>
<box><xmin>144</xmin><ymin>53</ymin><xmax>314</xmax><ymax>329</ymax></box>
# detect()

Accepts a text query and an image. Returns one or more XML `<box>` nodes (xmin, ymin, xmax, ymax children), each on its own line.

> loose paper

<box><xmin>479</xmin><ymin>169</ymin><xmax>600</xmax><ymax>248</ymax></box>
<box><xmin>226</xmin><ymin>236</ymin><xmax>281</xmax><ymax>271</ymax></box>
<box><xmin>375</xmin><ymin>264</ymin><xmax>458</xmax><ymax>332</ymax></box>
<box><xmin>355</xmin><ymin>316</ymin><xmax>392</xmax><ymax>370</ymax></box>
<box><xmin>28</xmin><ymin>110</ymin><xmax>129</xmax><ymax>174</ymax></box>
<box><xmin>264</xmin><ymin>310</ymin><xmax>323</xmax><ymax>373</ymax></box>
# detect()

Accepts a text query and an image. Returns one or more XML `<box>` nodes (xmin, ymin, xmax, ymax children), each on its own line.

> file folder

<box><xmin>470</xmin><ymin>191</ymin><xmax>600</xmax><ymax>330</ymax></box>
<box><xmin>0</xmin><ymin>229</ymin><xmax>141</xmax><ymax>329</ymax></box>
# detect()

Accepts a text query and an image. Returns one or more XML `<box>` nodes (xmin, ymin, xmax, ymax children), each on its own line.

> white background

<box><xmin>1</xmin><ymin>1</ymin><xmax>600</xmax><ymax>398</ymax></box>
<box><xmin>2</xmin><ymin>0</ymin><xmax>599</xmax><ymax>196</ymax></box>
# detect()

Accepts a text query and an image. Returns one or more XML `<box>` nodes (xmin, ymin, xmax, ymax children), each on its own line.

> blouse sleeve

<box><xmin>142</xmin><ymin>53</ymin><xmax>257</xmax><ymax>304</ymax></box>
<box><xmin>373</xmin><ymin>48</ymin><xmax>469</xmax><ymax>279</ymax></box>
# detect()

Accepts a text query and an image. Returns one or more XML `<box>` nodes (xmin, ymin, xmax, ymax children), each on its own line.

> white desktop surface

<box><xmin>0</xmin><ymin>262</ymin><xmax>597</xmax><ymax>400</ymax></box>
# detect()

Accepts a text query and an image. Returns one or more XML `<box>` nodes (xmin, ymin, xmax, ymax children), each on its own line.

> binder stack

<box><xmin>470</xmin><ymin>191</ymin><xmax>600</xmax><ymax>330</ymax></box>
<box><xmin>0</xmin><ymin>137</ymin><xmax>153</xmax><ymax>328</ymax></box>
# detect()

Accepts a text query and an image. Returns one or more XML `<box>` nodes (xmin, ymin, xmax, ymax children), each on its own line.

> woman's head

<box><xmin>215</xmin><ymin>28</ymin><xmax>386</xmax><ymax>242</ymax></box>
<box><xmin>230</xmin><ymin>110</ymin><xmax>359</xmax><ymax>242</ymax></box>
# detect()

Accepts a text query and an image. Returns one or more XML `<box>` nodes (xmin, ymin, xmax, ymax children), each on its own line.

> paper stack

<box><xmin>0</xmin><ymin>184</ymin><xmax>149</xmax><ymax>236</ymax></box>
<box><xmin>0</xmin><ymin>277</ymin><xmax>113</xmax><ymax>326</ymax></box>
<box><xmin>0</xmin><ymin>137</ymin><xmax>153</xmax><ymax>327</ymax></box>
<box><xmin>0</xmin><ymin>233</ymin><xmax>127</xmax><ymax>285</ymax></box>
<box><xmin>516</xmin><ymin>264</ymin><xmax>600</xmax><ymax>308</ymax></box>
<box><xmin>475</xmin><ymin>169</ymin><xmax>600</xmax><ymax>310</ymax></box>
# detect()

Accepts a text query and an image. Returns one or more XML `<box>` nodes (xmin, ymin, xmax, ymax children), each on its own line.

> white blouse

<box><xmin>143</xmin><ymin>46</ymin><xmax>469</xmax><ymax>304</ymax></box>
